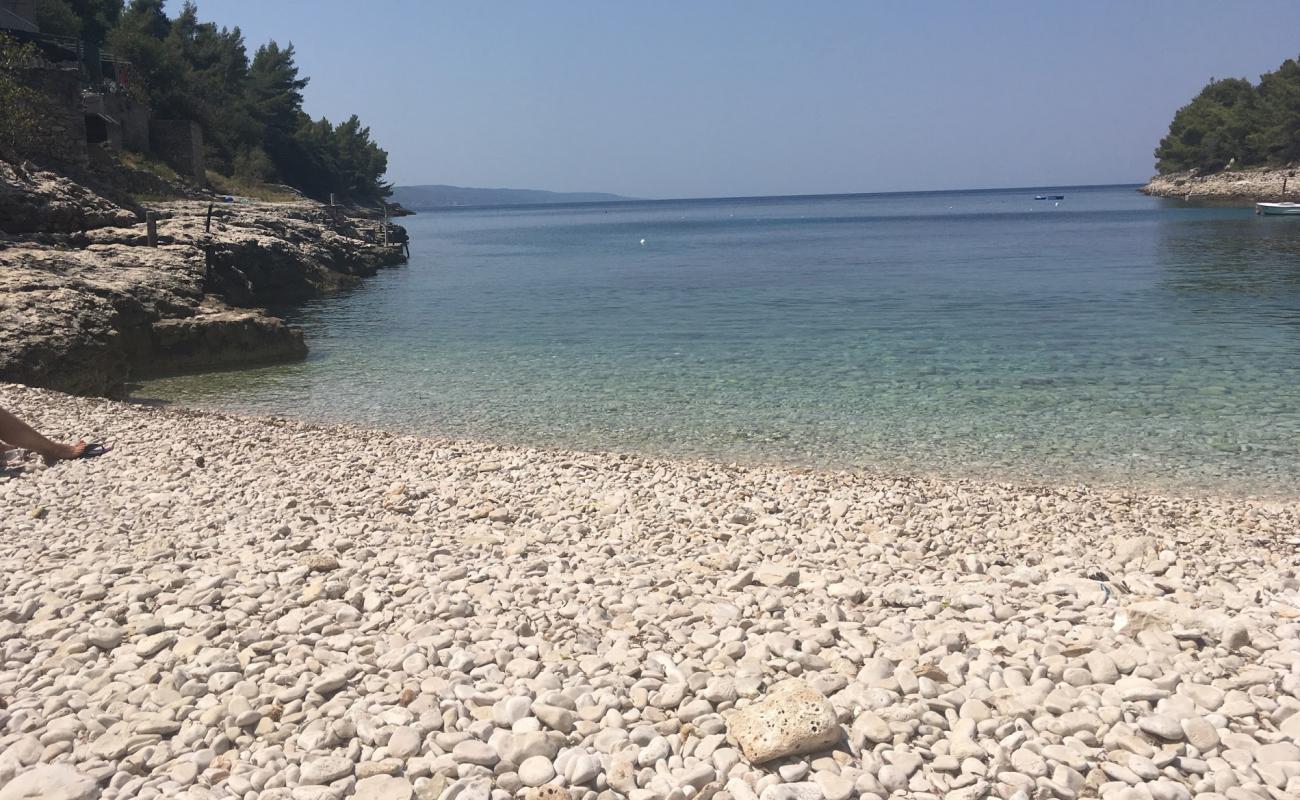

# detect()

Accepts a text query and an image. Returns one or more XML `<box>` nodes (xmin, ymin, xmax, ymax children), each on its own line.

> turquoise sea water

<box><xmin>139</xmin><ymin>186</ymin><xmax>1300</xmax><ymax>496</ymax></box>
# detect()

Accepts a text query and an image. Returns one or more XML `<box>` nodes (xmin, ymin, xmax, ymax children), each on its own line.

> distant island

<box><xmin>392</xmin><ymin>184</ymin><xmax>636</xmax><ymax>210</ymax></box>
<box><xmin>1142</xmin><ymin>53</ymin><xmax>1298</xmax><ymax>201</ymax></box>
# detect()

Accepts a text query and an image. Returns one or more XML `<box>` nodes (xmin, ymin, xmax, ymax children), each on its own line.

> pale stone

<box><xmin>300</xmin><ymin>756</ymin><xmax>354</xmax><ymax>785</ymax></box>
<box><xmin>727</xmin><ymin>680</ymin><xmax>841</xmax><ymax>764</ymax></box>
<box><xmin>0</xmin><ymin>765</ymin><xmax>99</xmax><ymax>800</ymax></box>
<box><xmin>518</xmin><ymin>756</ymin><xmax>556</xmax><ymax>787</ymax></box>
<box><xmin>1138</xmin><ymin>715</ymin><xmax>1184</xmax><ymax>742</ymax></box>
<box><xmin>1181</xmin><ymin>717</ymin><xmax>1219</xmax><ymax>753</ymax></box>
<box><xmin>354</xmin><ymin>775</ymin><xmax>415</xmax><ymax>800</ymax></box>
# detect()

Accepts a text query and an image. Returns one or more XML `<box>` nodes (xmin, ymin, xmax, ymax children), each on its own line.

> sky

<box><xmin>198</xmin><ymin>0</ymin><xmax>1300</xmax><ymax>198</ymax></box>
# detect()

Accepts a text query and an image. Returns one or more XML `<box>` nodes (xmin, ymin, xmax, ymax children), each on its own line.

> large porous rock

<box><xmin>727</xmin><ymin>679</ymin><xmax>842</xmax><ymax>764</ymax></box>
<box><xmin>0</xmin><ymin>764</ymin><xmax>100</xmax><ymax>800</ymax></box>
<box><xmin>0</xmin><ymin>159</ymin><xmax>138</xmax><ymax>234</ymax></box>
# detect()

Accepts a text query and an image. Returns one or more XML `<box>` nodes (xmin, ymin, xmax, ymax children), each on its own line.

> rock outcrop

<box><xmin>0</xmin><ymin>160</ymin><xmax>405</xmax><ymax>395</ymax></box>
<box><xmin>0</xmin><ymin>159</ymin><xmax>138</xmax><ymax>234</ymax></box>
<box><xmin>1141</xmin><ymin>165</ymin><xmax>1299</xmax><ymax>201</ymax></box>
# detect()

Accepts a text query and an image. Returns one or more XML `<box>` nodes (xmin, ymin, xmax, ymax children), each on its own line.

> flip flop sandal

<box><xmin>80</xmin><ymin>443</ymin><xmax>112</xmax><ymax>458</ymax></box>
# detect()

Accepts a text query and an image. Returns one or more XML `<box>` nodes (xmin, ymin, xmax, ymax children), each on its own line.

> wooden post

<box><xmin>205</xmin><ymin>202</ymin><xmax>214</xmax><ymax>233</ymax></box>
<box><xmin>146</xmin><ymin>211</ymin><xmax>157</xmax><ymax>247</ymax></box>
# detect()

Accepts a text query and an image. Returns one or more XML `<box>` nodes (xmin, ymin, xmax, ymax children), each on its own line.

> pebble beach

<box><xmin>1</xmin><ymin>381</ymin><xmax>1298</xmax><ymax>800</ymax></box>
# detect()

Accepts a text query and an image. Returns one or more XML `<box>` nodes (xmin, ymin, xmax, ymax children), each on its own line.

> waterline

<box><xmin>139</xmin><ymin>186</ymin><xmax>1300</xmax><ymax>497</ymax></box>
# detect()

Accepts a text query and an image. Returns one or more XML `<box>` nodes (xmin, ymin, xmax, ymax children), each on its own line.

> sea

<box><xmin>138</xmin><ymin>185</ymin><xmax>1300</xmax><ymax>496</ymax></box>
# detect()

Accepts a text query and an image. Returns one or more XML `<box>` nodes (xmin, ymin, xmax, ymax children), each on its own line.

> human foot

<box><xmin>43</xmin><ymin>440</ymin><xmax>87</xmax><ymax>460</ymax></box>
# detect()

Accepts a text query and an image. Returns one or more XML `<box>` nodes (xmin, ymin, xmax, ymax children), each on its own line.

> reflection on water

<box><xmin>139</xmin><ymin>187</ymin><xmax>1300</xmax><ymax>496</ymax></box>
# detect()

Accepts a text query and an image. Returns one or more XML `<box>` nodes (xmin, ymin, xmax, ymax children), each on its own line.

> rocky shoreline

<box><xmin>0</xmin><ymin>159</ymin><xmax>407</xmax><ymax>397</ymax></box>
<box><xmin>1140</xmin><ymin>166</ymin><xmax>1299</xmax><ymax>202</ymax></box>
<box><xmin>0</xmin><ymin>382</ymin><xmax>1298</xmax><ymax>800</ymax></box>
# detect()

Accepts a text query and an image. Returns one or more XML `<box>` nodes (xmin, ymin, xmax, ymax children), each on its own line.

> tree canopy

<box><xmin>1156</xmin><ymin>55</ymin><xmax>1300</xmax><ymax>174</ymax></box>
<box><xmin>37</xmin><ymin>0</ymin><xmax>390</xmax><ymax>200</ymax></box>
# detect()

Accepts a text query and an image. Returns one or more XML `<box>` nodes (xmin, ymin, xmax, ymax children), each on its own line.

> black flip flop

<box><xmin>80</xmin><ymin>443</ymin><xmax>111</xmax><ymax>458</ymax></box>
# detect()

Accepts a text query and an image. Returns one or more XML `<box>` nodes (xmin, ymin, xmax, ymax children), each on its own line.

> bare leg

<box><xmin>0</xmin><ymin>407</ymin><xmax>85</xmax><ymax>460</ymax></box>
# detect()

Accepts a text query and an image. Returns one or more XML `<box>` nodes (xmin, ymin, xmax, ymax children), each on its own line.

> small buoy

<box><xmin>640</xmin><ymin>238</ymin><xmax>646</xmax><ymax>246</ymax></box>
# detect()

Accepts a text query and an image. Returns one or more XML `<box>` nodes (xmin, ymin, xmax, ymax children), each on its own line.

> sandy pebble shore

<box><xmin>0</xmin><ymin>382</ymin><xmax>1298</xmax><ymax>800</ymax></box>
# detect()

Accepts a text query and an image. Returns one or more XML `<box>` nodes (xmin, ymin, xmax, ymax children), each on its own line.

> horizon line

<box><xmin>394</xmin><ymin>181</ymin><xmax>1148</xmax><ymax>208</ymax></box>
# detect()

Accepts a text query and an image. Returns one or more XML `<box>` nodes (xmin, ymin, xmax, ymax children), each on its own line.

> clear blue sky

<box><xmin>200</xmin><ymin>0</ymin><xmax>1300</xmax><ymax>198</ymax></box>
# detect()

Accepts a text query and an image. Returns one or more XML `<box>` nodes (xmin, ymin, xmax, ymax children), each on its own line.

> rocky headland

<box><xmin>0</xmin><ymin>382</ymin><xmax>1298</xmax><ymax>800</ymax></box>
<box><xmin>1141</xmin><ymin>166</ymin><xmax>1300</xmax><ymax>202</ymax></box>
<box><xmin>0</xmin><ymin>159</ymin><xmax>407</xmax><ymax>397</ymax></box>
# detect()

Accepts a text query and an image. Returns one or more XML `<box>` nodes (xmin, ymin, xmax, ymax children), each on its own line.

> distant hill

<box><xmin>391</xmin><ymin>184</ymin><xmax>636</xmax><ymax>210</ymax></box>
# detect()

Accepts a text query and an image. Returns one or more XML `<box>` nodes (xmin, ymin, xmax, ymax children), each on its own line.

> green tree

<box><xmin>1252</xmin><ymin>57</ymin><xmax>1300</xmax><ymax>164</ymax></box>
<box><xmin>72</xmin><ymin>0</ymin><xmax>392</xmax><ymax>199</ymax></box>
<box><xmin>105</xmin><ymin>0</ymin><xmax>192</xmax><ymax>115</ymax></box>
<box><xmin>35</xmin><ymin>0</ymin><xmax>122</xmax><ymax>79</ymax></box>
<box><xmin>247</xmin><ymin>40</ymin><xmax>306</xmax><ymax>136</ymax></box>
<box><xmin>166</xmin><ymin>2</ymin><xmax>257</xmax><ymax>173</ymax></box>
<box><xmin>34</xmin><ymin>0</ymin><xmax>84</xmax><ymax>37</ymax></box>
<box><xmin>328</xmin><ymin>115</ymin><xmax>391</xmax><ymax>199</ymax></box>
<box><xmin>1155</xmin><ymin>78</ymin><xmax>1259</xmax><ymax>173</ymax></box>
<box><xmin>1155</xmin><ymin>54</ymin><xmax>1300</xmax><ymax>174</ymax></box>
<box><xmin>69</xmin><ymin>0</ymin><xmax>124</xmax><ymax>48</ymax></box>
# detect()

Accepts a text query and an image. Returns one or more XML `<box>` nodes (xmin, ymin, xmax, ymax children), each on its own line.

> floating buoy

<box><xmin>640</xmin><ymin>238</ymin><xmax>646</xmax><ymax>246</ymax></box>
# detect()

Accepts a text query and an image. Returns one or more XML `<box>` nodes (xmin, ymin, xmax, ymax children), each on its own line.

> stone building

<box><xmin>150</xmin><ymin>119</ymin><xmax>205</xmax><ymax>182</ymax></box>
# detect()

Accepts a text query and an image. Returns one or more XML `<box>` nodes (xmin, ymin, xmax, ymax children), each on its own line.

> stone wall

<box><xmin>15</xmin><ymin>66</ymin><xmax>86</xmax><ymax>166</ymax></box>
<box><xmin>103</xmin><ymin>94</ymin><xmax>150</xmax><ymax>151</ymax></box>
<box><xmin>150</xmin><ymin>119</ymin><xmax>205</xmax><ymax>182</ymax></box>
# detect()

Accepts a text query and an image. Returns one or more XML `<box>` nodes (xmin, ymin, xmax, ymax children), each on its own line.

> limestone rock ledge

<box><xmin>137</xmin><ymin>300</ymin><xmax>307</xmax><ymax>378</ymax></box>
<box><xmin>0</xmin><ymin>159</ymin><xmax>139</xmax><ymax>234</ymax></box>
<box><xmin>86</xmin><ymin>199</ymin><xmax>408</xmax><ymax>305</ymax></box>
<box><xmin>1141</xmin><ymin>165</ymin><xmax>1299</xmax><ymax>201</ymax></box>
<box><xmin>0</xmin><ymin>243</ymin><xmax>302</xmax><ymax>396</ymax></box>
<box><xmin>0</xmin><ymin>160</ymin><xmax>405</xmax><ymax>396</ymax></box>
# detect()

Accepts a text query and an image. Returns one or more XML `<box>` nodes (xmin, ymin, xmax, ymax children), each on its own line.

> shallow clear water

<box><xmin>139</xmin><ymin>186</ymin><xmax>1300</xmax><ymax>496</ymax></box>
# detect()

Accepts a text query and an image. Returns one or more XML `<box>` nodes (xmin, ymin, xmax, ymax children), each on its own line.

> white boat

<box><xmin>1255</xmin><ymin>201</ymin><xmax>1300</xmax><ymax>215</ymax></box>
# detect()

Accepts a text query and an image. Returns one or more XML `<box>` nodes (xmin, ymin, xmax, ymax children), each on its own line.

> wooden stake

<box><xmin>146</xmin><ymin>211</ymin><xmax>157</xmax><ymax>247</ymax></box>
